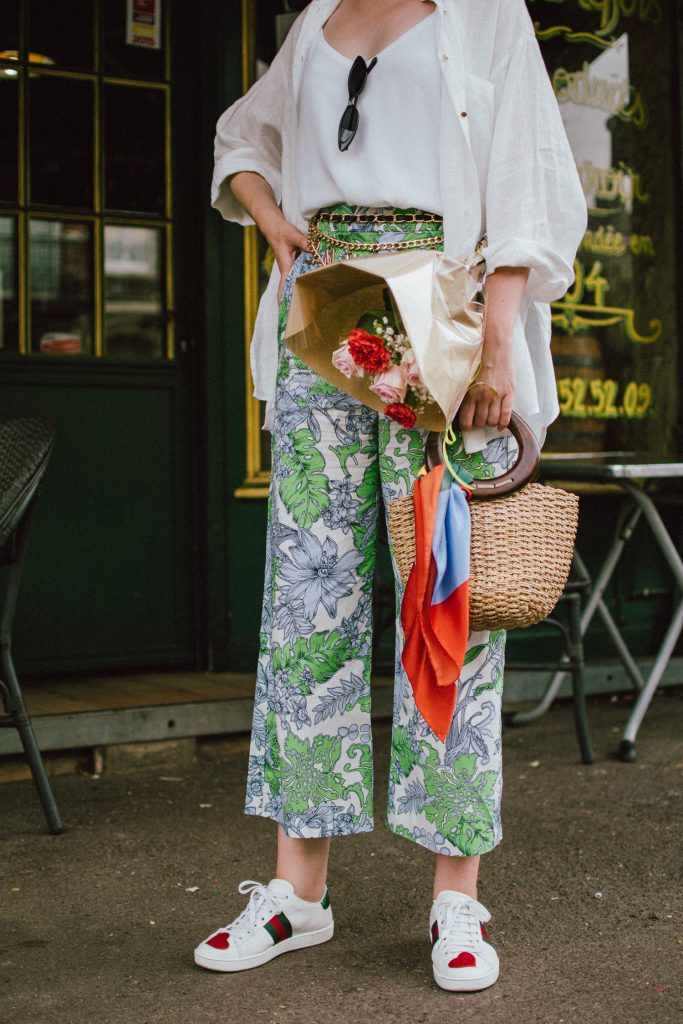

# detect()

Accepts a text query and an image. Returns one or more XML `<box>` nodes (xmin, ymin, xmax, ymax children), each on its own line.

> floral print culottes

<box><xmin>245</xmin><ymin>207</ymin><xmax>515</xmax><ymax>857</ymax></box>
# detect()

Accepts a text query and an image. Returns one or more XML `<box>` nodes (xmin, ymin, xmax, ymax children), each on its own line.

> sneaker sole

<box><xmin>433</xmin><ymin>964</ymin><xmax>499</xmax><ymax>992</ymax></box>
<box><xmin>194</xmin><ymin>922</ymin><xmax>334</xmax><ymax>973</ymax></box>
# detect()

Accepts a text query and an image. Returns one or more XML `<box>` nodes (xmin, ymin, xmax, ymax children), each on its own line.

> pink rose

<box><xmin>401</xmin><ymin>349</ymin><xmax>424</xmax><ymax>387</ymax></box>
<box><xmin>332</xmin><ymin>342</ymin><xmax>364</xmax><ymax>379</ymax></box>
<box><xmin>369</xmin><ymin>363</ymin><xmax>407</xmax><ymax>405</ymax></box>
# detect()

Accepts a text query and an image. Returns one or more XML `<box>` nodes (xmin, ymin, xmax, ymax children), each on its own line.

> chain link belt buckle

<box><xmin>307</xmin><ymin>211</ymin><xmax>446</xmax><ymax>266</ymax></box>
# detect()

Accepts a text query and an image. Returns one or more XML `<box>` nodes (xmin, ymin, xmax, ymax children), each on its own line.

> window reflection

<box><xmin>105</xmin><ymin>225</ymin><xmax>165</xmax><ymax>358</ymax></box>
<box><xmin>0</xmin><ymin>69</ymin><xmax>19</xmax><ymax>201</ymax></box>
<box><xmin>30</xmin><ymin>219</ymin><xmax>93</xmax><ymax>354</ymax></box>
<box><xmin>103</xmin><ymin>0</ymin><xmax>165</xmax><ymax>79</ymax></box>
<box><xmin>30</xmin><ymin>76</ymin><xmax>94</xmax><ymax>208</ymax></box>
<box><xmin>28</xmin><ymin>0</ymin><xmax>95</xmax><ymax>71</ymax></box>
<box><xmin>104</xmin><ymin>84</ymin><xmax>166</xmax><ymax>214</ymax></box>
<box><xmin>535</xmin><ymin>10</ymin><xmax>676</xmax><ymax>454</ymax></box>
<box><xmin>0</xmin><ymin>1</ymin><xmax>19</xmax><ymax>55</ymax></box>
<box><xmin>0</xmin><ymin>216</ymin><xmax>18</xmax><ymax>351</ymax></box>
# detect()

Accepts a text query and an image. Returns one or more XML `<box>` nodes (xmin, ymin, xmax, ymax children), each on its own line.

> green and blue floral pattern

<box><xmin>245</xmin><ymin>207</ymin><xmax>514</xmax><ymax>856</ymax></box>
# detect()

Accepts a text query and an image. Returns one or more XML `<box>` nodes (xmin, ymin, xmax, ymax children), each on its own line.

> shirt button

<box><xmin>441</xmin><ymin>53</ymin><xmax>449</xmax><ymax>61</ymax></box>
<box><xmin>461</xmin><ymin>111</ymin><xmax>468</xmax><ymax>117</ymax></box>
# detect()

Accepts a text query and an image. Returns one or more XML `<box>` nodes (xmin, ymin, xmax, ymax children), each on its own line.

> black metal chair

<box><xmin>0</xmin><ymin>418</ymin><xmax>63</xmax><ymax>833</ymax></box>
<box><xmin>506</xmin><ymin>580</ymin><xmax>594</xmax><ymax>765</ymax></box>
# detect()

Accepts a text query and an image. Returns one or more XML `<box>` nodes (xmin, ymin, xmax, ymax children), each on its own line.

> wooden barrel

<box><xmin>544</xmin><ymin>331</ymin><xmax>607</xmax><ymax>454</ymax></box>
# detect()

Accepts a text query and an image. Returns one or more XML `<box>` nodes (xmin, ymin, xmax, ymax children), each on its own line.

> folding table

<box><xmin>510</xmin><ymin>453</ymin><xmax>683</xmax><ymax>762</ymax></box>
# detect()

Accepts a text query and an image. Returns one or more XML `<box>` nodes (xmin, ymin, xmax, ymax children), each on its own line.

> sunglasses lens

<box><xmin>347</xmin><ymin>55</ymin><xmax>368</xmax><ymax>97</ymax></box>
<box><xmin>338</xmin><ymin>104</ymin><xmax>359</xmax><ymax>151</ymax></box>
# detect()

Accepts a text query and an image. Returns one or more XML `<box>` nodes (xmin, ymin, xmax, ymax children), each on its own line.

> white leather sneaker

<box><xmin>194</xmin><ymin>878</ymin><xmax>334</xmax><ymax>972</ymax></box>
<box><xmin>430</xmin><ymin>889</ymin><xmax>499</xmax><ymax>992</ymax></box>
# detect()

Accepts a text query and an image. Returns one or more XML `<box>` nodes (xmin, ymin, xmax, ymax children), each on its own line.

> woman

<box><xmin>195</xmin><ymin>0</ymin><xmax>586</xmax><ymax>992</ymax></box>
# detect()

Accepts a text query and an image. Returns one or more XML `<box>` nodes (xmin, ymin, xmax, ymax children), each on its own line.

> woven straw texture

<box><xmin>388</xmin><ymin>482</ymin><xmax>579</xmax><ymax>631</ymax></box>
<box><xmin>0</xmin><ymin>418</ymin><xmax>54</xmax><ymax>549</ymax></box>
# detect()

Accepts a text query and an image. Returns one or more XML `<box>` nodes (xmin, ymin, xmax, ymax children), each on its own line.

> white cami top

<box><xmin>297</xmin><ymin>13</ymin><xmax>443</xmax><ymax>219</ymax></box>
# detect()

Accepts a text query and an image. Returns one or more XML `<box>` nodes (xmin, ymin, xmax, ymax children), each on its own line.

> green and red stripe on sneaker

<box><xmin>264</xmin><ymin>911</ymin><xmax>293</xmax><ymax>944</ymax></box>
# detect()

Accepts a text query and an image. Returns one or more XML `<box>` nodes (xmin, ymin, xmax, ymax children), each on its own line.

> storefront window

<box><xmin>30</xmin><ymin>219</ymin><xmax>93</xmax><ymax>354</ymax></box>
<box><xmin>0</xmin><ymin>0</ymin><xmax>20</xmax><ymax>55</ymax></box>
<box><xmin>28</xmin><ymin>0</ymin><xmax>95</xmax><ymax>71</ymax></box>
<box><xmin>533</xmin><ymin>0</ymin><xmax>678</xmax><ymax>453</ymax></box>
<box><xmin>104</xmin><ymin>83</ymin><xmax>166</xmax><ymax>215</ymax></box>
<box><xmin>0</xmin><ymin>64</ymin><xmax>19</xmax><ymax>203</ymax></box>
<box><xmin>102</xmin><ymin>0</ymin><xmax>165</xmax><ymax>80</ymax></box>
<box><xmin>2</xmin><ymin>0</ymin><xmax>173</xmax><ymax>361</ymax></box>
<box><xmin>29</xmin><ymin>76</ymin><xmax>95</xmax><ymax>209</ymax></box>
<box><xmin>104</xmin><ymin>224</ymin><xmax>165</xmax><ymax>358</ymax></box>
<box><xmin>0</xmin><ymin>216</ymin><xmax>18</xmax><ymax>352</ymax></box>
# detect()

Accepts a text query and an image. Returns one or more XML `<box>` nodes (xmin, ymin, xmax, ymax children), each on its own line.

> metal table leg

<box><xmin>510</xmin><ymin>499</ymin><xmax>645</xmax><ymax>726</ymax></box>
<box><xmin>616</xmin><ymin>483</ymin><xmax>683</xmax><ymax>762</ymax></box>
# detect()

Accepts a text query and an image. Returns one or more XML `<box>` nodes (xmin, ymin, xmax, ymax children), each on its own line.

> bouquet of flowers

<box><xmin>284</xmin><ymin>250</ymin><xmax>486</xmax><ymax>432</ymax></box>
<box><xmin>331</xmin><ymin>302</ymin><xmax>436</xmax><ymax>429</ymax></box>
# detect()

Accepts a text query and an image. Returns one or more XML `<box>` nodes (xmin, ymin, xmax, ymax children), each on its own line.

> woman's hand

<box><xmin>459</xmin><ymin>265</ymin><xmax>529</xmax><ymax>432</ymax></box>
<box><xmin>228</xmin><ymin>171</ymin><xmax>309</xmax><ymax>302</ymax></box>
<box><xmin>262</xmin><ymin>215</ymin><xmax>310</xmax><ymax>303</ymax></box>
<box><xmin>458</xmin><ymin>345</ymin><xmax>516</xmax><ymax>431</ymax></box>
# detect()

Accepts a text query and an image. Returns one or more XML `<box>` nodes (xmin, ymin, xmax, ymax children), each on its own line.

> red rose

<box><xmin>385</xmin><ymin>402</ymin><xmax>417</xmax><ymax>429</ymax></box>
<box><xmin>347</xmin><ymin>328</ymin><xmax>391</xmax><ymax>374</ymax></box>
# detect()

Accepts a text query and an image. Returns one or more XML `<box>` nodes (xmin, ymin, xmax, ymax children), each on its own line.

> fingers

<box><xmin>283</xmin><ymin>223</ymin><xmax>310</xmax><ymax>253</ymax></box>
<box><xmin>459</xmin><ymin>390</ymin><xmax>513</xmax><ymax>431</ymax></box>
<box><xmin>498</xmin><ymin>392</ymin><xmax>513</xmax><ymax>431</ymax></box>
<box><xmin>458</xmin><ymin>394</ymin><xmax>476</xmax><ymax>430</ymax></box>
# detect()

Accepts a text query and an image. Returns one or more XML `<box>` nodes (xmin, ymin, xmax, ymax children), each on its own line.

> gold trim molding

<box><xmin>236</xmin><ymin>0</ymin><xmax>271</xmax><ymax>499</ymax></box>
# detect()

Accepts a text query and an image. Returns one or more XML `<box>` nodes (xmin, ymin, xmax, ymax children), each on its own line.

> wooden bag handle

<box><xmin>425</xmin><ymin>410</ymin><xmax>541</xmax><ymax>500</ymax></box>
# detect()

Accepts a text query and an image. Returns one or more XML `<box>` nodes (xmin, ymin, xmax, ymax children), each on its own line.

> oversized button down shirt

<box><xmin>211</xmin><ymin>0</ymin><xmax>588</xmax><ymax>446</ymax></box>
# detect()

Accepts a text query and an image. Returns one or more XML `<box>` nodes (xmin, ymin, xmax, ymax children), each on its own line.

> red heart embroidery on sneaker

<box><xmin>206</xmin><ymin>931</ymin><xmax>230</xmax><ymax>949</ymax></box>
<box><xmin>448</xmin><ymin>952</ymin><xmax>476</xmax><ymax>968</ymax></box>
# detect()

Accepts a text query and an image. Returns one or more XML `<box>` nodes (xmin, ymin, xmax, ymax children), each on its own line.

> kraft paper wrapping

<box><xmin>284</xmin><ymin>250</ymin><xmax>485</xmax><ymax>431</ymax></box>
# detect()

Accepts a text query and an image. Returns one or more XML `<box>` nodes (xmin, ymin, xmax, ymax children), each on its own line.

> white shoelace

<box><xmin>436</xmin><ymin>897</ymin><xmax>490</xmax><ymax>957</ymax></box>
<box><xmin>222</xmin><ymin>880</ymin><xmax>282</xmax><ymax>938</ymax></box>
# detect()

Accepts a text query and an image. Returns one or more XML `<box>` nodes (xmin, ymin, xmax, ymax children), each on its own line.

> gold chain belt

<box><xmin>307</xmin><ymin>209</ymin><xmax>445</xmax><ymax>265</ymax></box>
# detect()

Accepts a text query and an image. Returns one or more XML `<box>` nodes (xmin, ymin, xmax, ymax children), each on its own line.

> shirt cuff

<box><xmin>211</xmin><ymin>153</ymin><xmax>282</xmax><ymax>225</ymax></box>
<box><xmin>481</xmin><ymin>236</ymin><xmax>575</xmax><ymax>304</ymax></box>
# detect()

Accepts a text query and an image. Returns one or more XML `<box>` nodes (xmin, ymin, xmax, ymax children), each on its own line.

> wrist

<box><xmin>257</xmin><ymin>204</ymin><xmax>286</xmax><ymax>245</ymax></box>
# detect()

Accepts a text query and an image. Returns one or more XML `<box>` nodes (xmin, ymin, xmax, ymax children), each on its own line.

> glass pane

<box><xmin>103</xmin><ymin>0</ymin><xmax>165</xmax><ymax>79</ymax></box>
<box><xmin>28</xmin><ymin>0</ymin><xmax>95</xmax><ymax>71</ymax></box>
<box><xmin>30</xmin><ymin>219</ymin><xmax>93</xmax><ymax>355</ymax></box>
<box><xmin>30</xmin><ymin>76</ymin><xmax>94</xmax><ymax>208</ymax></box>
<box><xmin>105</xmin><ymin>225</ymin><xmax>165</xmax><ymax>358</ymax></box>
<box><xmin>0</xmin><ymin>0</ymin><xmax>20</xmax><ymax>55</ymax></box>
<box><xmin>0</xmin><ymin>67</ymin><xmax>19</xmax><ymax>201</ymax></box>
<box><xmin>0</xmin><ymin>216</ymin><xmax>18</xmax><ymax>352</ymax></box>
<box><xmin>536</xmin><ymin>7</ymin><xmax>677</xmax><ymax>454</ymax></box>
<box><xmin>104</xmin><ymin>83</ymin><xmax>165</xmax><ymax>214</ymax></box>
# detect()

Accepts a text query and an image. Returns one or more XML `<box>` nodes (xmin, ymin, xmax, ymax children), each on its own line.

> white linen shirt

<box><xmin>211</xmin><ymin>0</ymin><xmax>588</xmax><ymax>447</ymax></box>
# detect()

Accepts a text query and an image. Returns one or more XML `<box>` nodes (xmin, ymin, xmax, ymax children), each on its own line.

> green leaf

<box><xmin>330</xmin><ymin>438</ymin><xmax>362</xmax><ymax>477</ymax></box>
<box><xmin>450</xmin><ymin>753</ymin><xmax>478</xmax><ymax>781</ymax></box>
<box><xmin>463</xmin><ymin>643</ymin><xmax>487</xmax><ymax>665</ymax></box>
<box><xmin>309</xmin><ymin>379</ymin><xmax>340</xmax><ymax>396</ymax></box>
<box><xmin>264</xmin><ymin>710</ymin><xmax>281</xmax><ymax>795</ymax></box>
<box><xmin>279</xmin><ymin>428</ymin><xmax>330</xmax><ymax>528</ymax></box>
<box><xmin>313</xmin><ymin>734</ymin><xmax>343</xmax><ymax>773</ymax></box>
<box><xmin>392</xmin><ymin>725</ymin><xmax>419</xmax><ymax>778</ymax></box>
<box><xmin>455</xmin><ymin>814</ymin><xmax>495</xmax><ymax>856</ymax></box>
<box><xmin>273</xmin><ymin>630</ymin><xmax>353</xmax><ymax>693</ymax></box>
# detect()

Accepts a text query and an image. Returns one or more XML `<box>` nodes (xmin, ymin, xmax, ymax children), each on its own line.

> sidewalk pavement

<box><xmin>1</xmin><ymin>688</ymin><xmax>682</xmax><ymax>1024</ymax></box>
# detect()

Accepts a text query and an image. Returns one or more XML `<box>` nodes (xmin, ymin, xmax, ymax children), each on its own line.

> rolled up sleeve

<box><xmin>211</xmin><ymin>26</ymin><xmax>297</xmax><ymax>224</ymax></box>
<box><xmin>481</xmin><ymin>23</ymin><xmax>588</xmax><ymax>302</ymax></box>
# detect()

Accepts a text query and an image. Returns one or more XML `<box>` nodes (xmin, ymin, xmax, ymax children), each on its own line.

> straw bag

<box><xmin>388</xmin><ymin>412</ymin><xmax>580</xmax><ymax>631</ymax></box>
